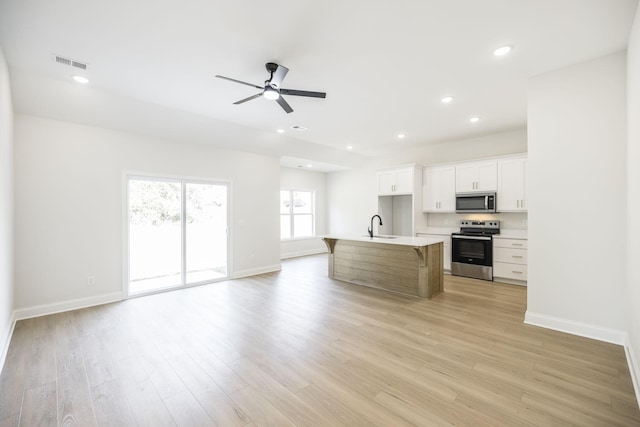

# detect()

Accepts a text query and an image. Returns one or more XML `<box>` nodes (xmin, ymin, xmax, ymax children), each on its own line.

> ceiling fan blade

<box><xmin>280</xmin><ymin>88</ymin><xmax>326</xmax><ymax>98</ymax></box>
<box><xmin>276</xmin><ymin>96</ymin><xmax>293</xmax><ymax>114</ymax></box>
<box><xmin>270</xmin><ymin>65</ymin><xmax>289</xmax><ymax>89</ymax></box>
<box><xmin>215</xmin><ymin>75</ymin><xmax>263</xmax><ymax>89</ymax></box>
<box><xmin>233</xmin><ymin>93</ymin><xmax>263</xmax><ymax>105</ymax></box>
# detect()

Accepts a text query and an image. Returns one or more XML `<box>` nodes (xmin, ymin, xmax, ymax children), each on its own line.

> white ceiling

<box><xmin>1</xmin><ymin>0</ymin><xmax>637</xmax><ymax>169</ymax></box>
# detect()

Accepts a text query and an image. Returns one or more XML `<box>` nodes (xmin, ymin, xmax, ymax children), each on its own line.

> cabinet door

<box><xmin>455</xmin><ymin>164</ymin><xmax>477</xmax><ymax>193</ymax></box>
<box><xmin>423</xmin><ymin>168</ymin><xmax>442</xmax><ymax>211</ymax></box>
<box><xmin>377</xmin><ymin>171</ymin><xmax>396</xmax><ymax>195</ymax></box>
<box><xmin>439</xmin><ymin>167</ymin><xmax>456</xmax><ymax>211</ymax></box>
<box><xmin>394</xmin><ymin>169</ymin><xmax>414</xmax><ymax>194</ymax></box>
<box><xmin>456</xmin><ymin>161</ymin><xmax>497</xmax><ymax>192</ymax></box>
<box><xmin>476</xmin><ymin>161</ymin><xmax>498</xmax><ymax>191</ymax></box>
<box><xmin>497</xmin><ymin>158</ymin><xmax>526</xmax><ymax>211</ymax></box>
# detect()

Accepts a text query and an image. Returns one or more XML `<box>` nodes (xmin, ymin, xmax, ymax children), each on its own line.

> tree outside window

<box><xmin>280</xmin><ymin>190</ymin><xmax>314</xmax><ymax>239</ymax></box>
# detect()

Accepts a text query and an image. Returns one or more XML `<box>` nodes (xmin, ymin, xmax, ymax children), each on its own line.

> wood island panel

<box><xmin>322</xmin><ymin>237</ymin><xmax>443</xmax><ymax>298</ymax></box>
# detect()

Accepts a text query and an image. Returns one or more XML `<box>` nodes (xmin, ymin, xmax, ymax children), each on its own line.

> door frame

<box><xmin>122</xmin><ymin>171</ymin><xmax>232</xmax><ymax>298</ymax></box>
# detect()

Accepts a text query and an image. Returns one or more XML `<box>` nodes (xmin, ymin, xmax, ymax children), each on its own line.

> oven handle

<box><xmin>451</xmin><ymin>235</ymin><xmax>492</xmax><ymax>241</ymax></box>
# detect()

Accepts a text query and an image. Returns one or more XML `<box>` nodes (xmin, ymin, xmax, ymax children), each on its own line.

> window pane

<box><xmin>129</xmin><ymin>179</ymin><xmax>181</xmax><ymax>294</ymax></box>
<box><xmin>280</xmin><ymin>190</ymin><xmax>291</xmax><ymax>214</ymax></box>
<box><xmin>185</xmin><ymin>183</ymin><xmax>228</xmax><ymax>284</ymax></box>
<box><xmin>280</xmin><ymin>215</ymin><xmax>291</xmax><ymax>239</ymax></box>
<box><xmin>293</xmin><ymin>214</ymin><xmax>313</xmax><ymax>237</ymax></box>
<box><xmin>292</xmin><ymin>191</ymin><xmax>312</xmax><ymax>214</ymax></box>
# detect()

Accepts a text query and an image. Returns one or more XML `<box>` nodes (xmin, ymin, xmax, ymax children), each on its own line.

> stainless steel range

<box><xmin>451</xmin><ymin>220</ymin><xmax>500</xmax><ymax>281</ymax></box>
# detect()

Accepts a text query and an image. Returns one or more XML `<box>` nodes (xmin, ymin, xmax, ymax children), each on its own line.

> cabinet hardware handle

<box><xmin>512</xmin><ymin>255</ymin><xmax>523</xmax><ymax>259</ymax></box>
<box><xmin>512</xmin><ymin>271</ymin><xmax>523</xmax><ymax>274</ymax></box>
<box><xmin>512</xmin><ymin>243</ymin><xmax>523</xmax><ymax>246</ymax></box>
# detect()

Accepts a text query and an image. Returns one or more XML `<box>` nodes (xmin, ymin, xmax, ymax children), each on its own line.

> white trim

<box><xmin>232</xmin><ymin>264</ymin><xmax>281</xmax><ymax>279</ymax></box>
<box><xmin>524</xmin><ymin>311</ymin><xmax>626</xmax><ymax>345</ymax></box>
<box><xmin>0</xmin><ymin>313</ymin><xmax>16</xmax><ymax>375</ymax></box>
<box><xmin>281</xmin><ymin>249</ymin><xmax>327</xmax><ymax>260</ymax></box>
<box><xmin>625</xmin><ymin>336</ymin><xmax>640</xmax><ymax>411</ymax></box>
<box><xmin>13</xmin><ymin>292</ymin><xmax>123</xmax><ymax>321</ymax></box>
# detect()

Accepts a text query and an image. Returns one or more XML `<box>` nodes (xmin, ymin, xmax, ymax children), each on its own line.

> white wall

<box><xmin>527</xmin><ymin>52</ymin><xmax>627</xmax><ymax>342</ymax></box>
<box><xmin>326</xmin><ymin>168</ymin><xmax>379</xmax><ymax>236</ymax></box>
<box><xmin>0</xmin><ymin>46</ymin><xmax>14</xmax><ymax>367</ymax></box>
<box><xmin>280</xmin><ymin>167</ymin><xmax>327</xmax><ymax>258</ymax></box>
<box><xmin>626</xmin><ymin>4</ymin><xmax>640</xmax><ymax>400</ymax></box>
<box><xmin>13</xmin><ymin>115</ymin><xmax>281</xmax><ymax>313</ymax></box>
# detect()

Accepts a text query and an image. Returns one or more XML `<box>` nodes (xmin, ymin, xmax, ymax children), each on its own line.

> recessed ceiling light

<box><xmin>469</xmin><ymin>116</ymin><xmax>480</xmax><ymax>123</ymax></box>
<box><xmin>346</xmin><ymin>145</ymin><xmax>353</xmax><ymax>150</ymax></box>
<box><xmin>276</xmin><ymin>129</ymin><xmax>285</xmax><ymax>133</ymax></box>
<box><xmin>493</xmin><ymin>45</ymin><xmax>513</xmax><ymax>57</ymax></box>
<box><xmin>307</xmin><ymin>164</ymin><xmax>313</xmax><ymax>168</ymax></box>
<box><xmin>440</xmin><ymin>96</ymin><xmax>454</xmax><ymax>104</ymax></box>
<box><xmin>72</xmin><ymin>75</ymin><xmax>89</xmax><ymax>84</ymax></box>
<box><xmin>397</xmin><ymin>133</ymin><xmax>406</xmax><ymax>139</ymax></box>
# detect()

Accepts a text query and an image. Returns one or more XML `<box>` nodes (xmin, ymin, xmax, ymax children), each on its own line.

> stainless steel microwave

<box><xmin>455</xmin><ymin>192</ymin><xmax>497</xmax><ymax>213</ymax></box>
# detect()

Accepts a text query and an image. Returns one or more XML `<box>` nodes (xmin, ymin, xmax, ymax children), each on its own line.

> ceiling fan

<box><xmin>215</xmin><ymin>62</ymin><xmax>326</xmax><ymax>114</ymax></box>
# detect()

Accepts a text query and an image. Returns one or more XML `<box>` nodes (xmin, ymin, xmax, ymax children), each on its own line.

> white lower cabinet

<box><xmin>416</xmin><ymin>233</ymin><xmax>451</xmax><ymax>271</ymax></box>
<box><xmin>493</xmin><ymin>237</ymin><xmax>527</xmax><ymax>285</ymax></box>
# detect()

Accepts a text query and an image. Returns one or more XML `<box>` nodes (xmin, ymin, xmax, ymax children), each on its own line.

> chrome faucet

<box><xmin>368</xmin><ymin>215</ymin><xmax>383</xmax><ymax>238</ymax></box>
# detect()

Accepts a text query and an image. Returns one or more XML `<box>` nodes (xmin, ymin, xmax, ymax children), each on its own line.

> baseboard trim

<box><xmin>524</xmin><ymin>311</ymin><xmax>626</xmax><ymax>345</ymax></box>
<box><xmin>625</xmin><ymin>337</ymin><xmax>640</xmax><ymax>411</ymax></box>
<box><xmin>232</xmin><ymin>264</ymin><xmax>281</xmax><ymax>279</ymax></box>
<box><xmin>13</xmin><ymin>292</ymin><xmax>124</xmax><ymax>321</ymax></box>
<box><xmin>281</xmin><ymin>249</ymin><xmax>327</xmax><ymax>260</ymax></box>
<box><xmin>0</xmin><ymin>313</ymin><xmax>16</xmax><ymax>375</ymax></box>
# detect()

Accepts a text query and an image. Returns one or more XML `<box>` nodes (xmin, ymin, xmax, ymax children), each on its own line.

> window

<box><xmin>280</xmin><ymin>190</ymin><xmax>314</xmax><ymax>239</ymax></box>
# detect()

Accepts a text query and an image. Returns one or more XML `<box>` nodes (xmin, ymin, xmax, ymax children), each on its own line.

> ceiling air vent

<box><xmin>53</xmin><ymin>55</ymin><xmax>88</xmax><ymax>70</ymax></box>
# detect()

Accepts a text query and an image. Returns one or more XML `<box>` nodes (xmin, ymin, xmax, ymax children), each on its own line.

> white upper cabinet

<box><xmin>423</xmin><ymin>166</ymin><xmax>456</xmax><ymax>212</ymax></box>
<box><xmin>497</xmin><ymin>156</ymin><xmax>527</xmax><ymax>211</ymax></box>
<box><xmin>455</xmin><ymin>160</ymin><xmax>498</xmax><ymax>193</ymax></box>
<box><xmin>377</xmin><ymin>166</ymin><xmax>416</xmax><ymax>195</ymax></box>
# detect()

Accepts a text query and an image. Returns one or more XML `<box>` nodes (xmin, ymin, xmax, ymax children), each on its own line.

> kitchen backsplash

<box><xmin>425</xmin><ymin>212</ymin><xmax>528</xmax><ymax>230</ymax></box>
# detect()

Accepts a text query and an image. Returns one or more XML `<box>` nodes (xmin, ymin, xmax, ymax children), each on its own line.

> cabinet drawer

<box><xmin>493</xmin><ymin>238</ymin><xmax>527</xmax><ymax>249</ymax></box>
<box><xmin>494</xmin><ymin>247</ymin><xmax>527</xmax><ymax>264</ymax></box>
<box><xmin>494</xmin><ymin>262</ymin><xmax>528</xmax><ymax>280</ymax></box>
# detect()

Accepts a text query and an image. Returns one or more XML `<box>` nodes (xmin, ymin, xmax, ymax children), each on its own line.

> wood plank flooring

<box><xmin>1</xmin><ymin>254</ymin><xmax>638</xmax><ymax>426</ymax></box>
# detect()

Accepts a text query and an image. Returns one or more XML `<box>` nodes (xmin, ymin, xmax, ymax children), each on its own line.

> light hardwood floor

<box><xmin>1</xmin><ymin>254</ymin><xmax>639</xmax><ymax>426</ymax></box>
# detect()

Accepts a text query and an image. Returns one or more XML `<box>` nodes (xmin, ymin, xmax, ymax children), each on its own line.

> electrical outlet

<box><xmin>522</xmin><ymin>220</ymin><xmax>528</xmax><ymax>227</ymax></box>
<box><xmin>444</xmin><ymin>218</ymin><xmax>450</xmax><ymax>226</ymax></box>
<box><xmin>87</xmin><ymin>275</ymin><xmax>96</xmax><ymax>286</ymax></box>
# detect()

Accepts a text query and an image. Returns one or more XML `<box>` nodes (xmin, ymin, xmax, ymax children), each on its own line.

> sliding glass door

<box><xmin>127</xmin><ymin>176</ymin><xmax>229</xmax><ymax>296</ymax></box>
<box><xmin>185</xmin><ymin>183</ymin><xmax>228</xmax><ymax>283</ymax></box>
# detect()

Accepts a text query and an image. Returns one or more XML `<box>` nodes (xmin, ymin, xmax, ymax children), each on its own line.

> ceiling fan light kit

<box><xmin>215</xmin><ymin>62</ymin><xmax>326</xmax><ymax>114</ymax></box>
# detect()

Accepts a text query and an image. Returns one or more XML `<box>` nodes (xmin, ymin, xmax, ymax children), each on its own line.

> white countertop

<box><xmin>322</xmin><ymin>234</ymin><xmax>445</xmax><ymax>247</ymax></box>
<box><xmin>417</xmin><ymin>227</ymin><xmax>528</xmax><ymax>240</ymax></box>
<box><xmin>494</xmin><ymin>229</ymin><xmax>528</xmax><ymax>239</ymax></box>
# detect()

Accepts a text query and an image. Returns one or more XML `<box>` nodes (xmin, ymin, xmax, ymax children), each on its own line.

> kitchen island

<box><xmin>322</xmin><ymin>235</ymin><xmax>444</xmax><ymax>298</ymax></box>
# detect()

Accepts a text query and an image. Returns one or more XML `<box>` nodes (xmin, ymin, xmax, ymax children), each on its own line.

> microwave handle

<box><xmin>485</xmin><ymin>196</ymin><xmax>488</xmax><ymax>209</ymax></box>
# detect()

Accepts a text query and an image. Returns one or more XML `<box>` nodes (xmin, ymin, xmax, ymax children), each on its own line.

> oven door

<box><xmin>451</xmin><ymin>234</ymin><xmax>493</xmax><ymax>266</ymax></box>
